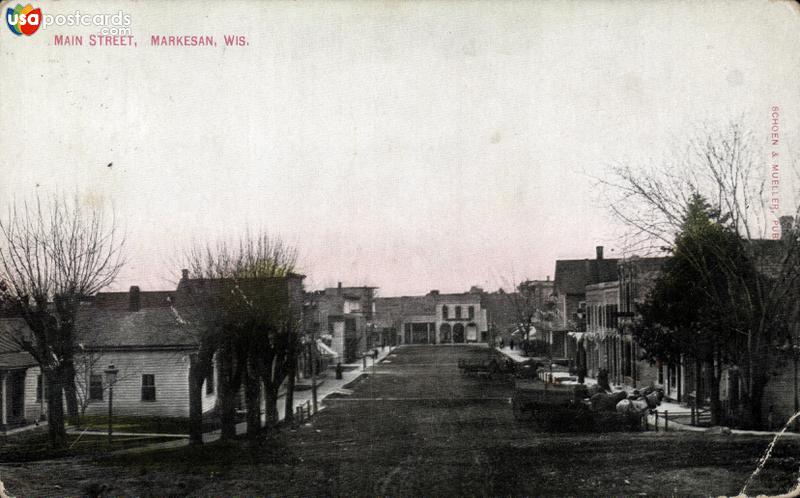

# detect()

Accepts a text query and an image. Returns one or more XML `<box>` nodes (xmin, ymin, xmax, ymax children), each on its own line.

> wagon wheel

<box><xmin>512</xmin><ymin>398</ymin><xmax>534</xmax><ymax>421</ymax></box>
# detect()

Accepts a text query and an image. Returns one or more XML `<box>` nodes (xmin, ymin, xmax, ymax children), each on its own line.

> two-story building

<box><xmin>553</xmin><ymin>246</ymin><xmax>619</xmax><ymax>362</ymax></box>
<box><xmin>435</xmin><ymin>291</ymin><xmax>489</xmax><ymax>343</ymax></box>
<box><xmin>304</xmin><ymin>283</ymin><xmax>377</xmax><ymax>363</ymax></box>
<box><xmin>616</xmin><ymin>256</ymin><xmax>671</xmax><ymax>393</ymax></box>
<box><xmin>374</xmin><ymin>289</ymin><xmax>490</xmax><ymax>345</ymax></box>
<box><xmin>583</xmin><ymin>280</ymin><xmax>619</xmax><ymax>380</ymax></box>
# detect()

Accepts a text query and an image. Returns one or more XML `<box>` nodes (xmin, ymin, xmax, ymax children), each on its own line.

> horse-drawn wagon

<box><xmin>511</xmin><ymin>380</ymin><xmax>645</xmax><ymax>432</ymax></box>
<box><xmin>457</xmin><ymin>355</ymin><xmax>515</xmax><ymax>379</ymax></box>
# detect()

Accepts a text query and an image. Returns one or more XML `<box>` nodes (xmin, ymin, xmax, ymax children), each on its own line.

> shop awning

<box><xmin>316</xmin><ymin>340</ymin><xmax>339</xmax><ymax>359</ymax></box>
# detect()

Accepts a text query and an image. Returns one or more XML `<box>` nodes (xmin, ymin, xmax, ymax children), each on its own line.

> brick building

<box><xmin>553</xmin><ymin>246</ymin><xmax>618</xmax><ymax>362</ymax></box>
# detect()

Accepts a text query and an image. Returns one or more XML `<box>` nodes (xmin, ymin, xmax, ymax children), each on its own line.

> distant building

<box><xmin>375</xmin><ymin>289</ymin><xmax>489</xmax><ymax>345</ymax></box>
<box><xmin>304</xmin><ymin>283</ymin><xmax>377</xmax><ymax>363</ymax></box>
<box><xmin>583</xmin><ymin>280</ymin><xmax>619</xmax><ymax>379</ymax></box>
<box><xmin>373</xmin><ymin>294</ymin><xmax>436</xmax><ymax>345</ymax></box>
<box><xmin>553</xmin><ymin>246</ymin><xmax>618</xmax><ymax>360</ymax></box>
<box><xmin>616</xmin><ymin>256</ymin><xmax>671</xmax><ymax>392</ymax></box>
<box><xmin>435</xmin><ymin>291</ymin><xmax>489</xmax><ymax>343</ymax></box>
<box><xmin>574</xmin><ymin>254</ymin><xmax>670</xmax><ymax>393</ymax></box>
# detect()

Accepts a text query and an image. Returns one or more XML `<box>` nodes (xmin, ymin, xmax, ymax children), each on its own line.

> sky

<box><xmin>1</xmin><ymin>0</ymin><xmax>799</xmax><ymax>296</ymax></box>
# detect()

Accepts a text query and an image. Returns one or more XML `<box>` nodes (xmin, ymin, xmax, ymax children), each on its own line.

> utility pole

<box><xmin>309</xmin><ymin>337</ymin><xmax>318</xmax><ymax>413</ymax></box>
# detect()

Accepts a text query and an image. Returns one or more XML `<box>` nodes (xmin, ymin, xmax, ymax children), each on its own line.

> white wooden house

<box><xmin>0</xmin><ymin>318</ymin><xmax>43</xmax><ymax>432</ymax></box>
<box><xmin>73</xmin><ymin>288</ymin><xmax>217</xmax><ymax>418</ymax></box>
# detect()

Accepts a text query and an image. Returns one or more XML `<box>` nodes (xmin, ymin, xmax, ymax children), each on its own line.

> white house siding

<box><xmin>24</xmin><ymin>366</ymin><xmax>44</xmax><ymax>421</ymax></box>
<box><xmin>79</xmin><ymin>350</ymin><xmax>216</xmax><ymax>418</ymax></box>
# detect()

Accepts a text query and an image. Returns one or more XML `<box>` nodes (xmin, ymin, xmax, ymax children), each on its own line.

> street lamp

<box><xmin>104</xmin><ymin>364</ymin><xmax>119</xmax><ymax>445</ymax></box>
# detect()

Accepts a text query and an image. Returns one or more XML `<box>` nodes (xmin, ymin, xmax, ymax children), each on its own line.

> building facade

<box><xmin>553</xmin><ymin>246</ymin><xmax>618</xmax><ymax>365</ymax></box>
<box><xmin>375</xmin><ymin>289</ymin><xmax>490</xmax><ymax>345</ymax></box>
<box><xmin>304</xmin><ymin>283</ymin><xmax>377</xmax><ymax>363</ymax></box>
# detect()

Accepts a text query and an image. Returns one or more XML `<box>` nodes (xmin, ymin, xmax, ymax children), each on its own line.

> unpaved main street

<box><xmin>1</xmin><ymin>345</ymin><xmax>797</xmax><ymax>496</ymax></box>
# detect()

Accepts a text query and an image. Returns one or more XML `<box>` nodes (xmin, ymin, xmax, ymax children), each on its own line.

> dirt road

<box><xmin>1</xmin><ymin>345</ymin><xmax>796</xmax><ymax>496</ymax></box>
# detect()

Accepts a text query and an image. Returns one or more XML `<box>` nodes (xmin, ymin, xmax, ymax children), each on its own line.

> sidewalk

<box><xmin>496</xmin><ymin>347</ymin><xmax>800</xmax><ymax>437</ymax></box>
<box><xmin>114</xmin><ymin>345</ymin><xmax>399</xmax><ymax>454</ymax></box>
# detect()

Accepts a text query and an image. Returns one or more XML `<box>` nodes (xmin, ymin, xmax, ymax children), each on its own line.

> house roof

<box><xmin>0</xmin><ymin>318</ymin><xmax>37</xmax><ymax>369</ymax></box>
<box><xmin>75</xmin><ymin>307</ymin><xmax>200</xmax><ymax>350</ymax></box>
<box><xmin>91</xmin><ymin>290</ymin><xmax>174</xmax><ymax>310</ymax></box>
<box><xmin>554</xmin><ymin>258</ymin><xmax>620</xmax><ymax>295</ymax></box>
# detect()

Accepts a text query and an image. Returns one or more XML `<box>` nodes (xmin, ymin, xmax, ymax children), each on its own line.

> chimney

<box><xmin>546</xmin><ymin>275</ymin><xmax>550</xmax><ymax>281</ymax></box>
<box><xmin>337</xmin><ymin>282</ymin><xmax>342</xmax><ymax>296</ymax></box>
<box><xmin>129</xmin><ymin>286</ymin><xmax>141</xmax><ymax>312</ymax></box>
<box><xmin>780</xmin><ymin>216</ymin><xmax>794</xmax><ymax>240</ymax></box>
<box><xmin>596</xmin><ymin>246</ymin><xmax>604</xmax><ymax>260</ymax></box>
<box><xmin>181</xmin><ymin>268</ymin><xmax>189</xmax><ymax>280</ymax></box>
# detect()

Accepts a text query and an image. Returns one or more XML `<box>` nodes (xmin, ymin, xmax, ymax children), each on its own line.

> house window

<box><xmin>141</xmin><ymin>374</ymin><xmax>156</xmax><ymax>401</ymax></box>
<box><xmin>669</xmin><ymin>364</ymin><xmax>677</xmax><ymax>389</ymax></box>
<box><xmin>442</xmin><ymin>305</ymin><xmax>449</xmax><ymax>319</ymax></box>
<box><xmin>36</xmin><ymin>374</ymin><xmax>43</xmax><ymax>401</ymax></box>
<box><xmin>468</xmin><ymin>306</ymin><xmax>475</xmax><ymax>319</ymax></box>
<box><xmin>455</xmin><ymin>306</ymin><xmax>462</xmax><ymax>319</ymax></box>
<box><xmin>89</xmin><ymin>374</ymin><xmax>104</xmax><ymax>401</ymax></box>
<box><xmin>206</xmin><ymin>365</ymin><xmax>215</xmax><ymax>395</ymax></box>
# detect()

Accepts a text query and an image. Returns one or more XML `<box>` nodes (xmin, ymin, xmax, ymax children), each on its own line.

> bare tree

<box><xmin>175</xmin><ymin>232</ymin><xmax>300</xmax><ymax>444</ymax></box>
<box><xmin>0</xmin><ymin>194</ymin><xmax>125</xmax><ymax>448</ymax></box>
<box><xmin>600</xmin><ymin>122</ymin><xmax>800</xmax><ymax>427</ymax></box>
<box><xmin>501</xmin><ymin>277</ymin><xmax>558</xmax><ymax>349</ymax></box>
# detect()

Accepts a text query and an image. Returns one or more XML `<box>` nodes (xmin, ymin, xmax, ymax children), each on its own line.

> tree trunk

<box><xmin>746</xmin><ymin>372</ymin><xmax>768</xmax><ymax>429</ymax></box>
<box><xmin>705</xmin><ymin>357</ymin><xmax>721</xmax><ymax>426</ymax></box>
<box><xmin>57</xmin><ymin>303</ymin><xmax>80</xmax><ymax>426</ymax></box>
<box><xmin>61</xmin><ymin>359</ymin><xmax>80</xmax><ymax>426</ymax></box>
<box><xmin>45</xmin><ymin>369</ymin><xmax>67</xmax><ymax>449</ymax></box>
<box><xmin>244</xmin><ymin>357</ymin><xmax>261</xmax><ymax>439</ymax></box>
<box><xmin>188</xmin><ymin>355</ymin><xmax>205</xmax><ymax>446</ymax></box>
<box><xmin>694</xmin><ymin>358</ymin><xmax>703</xmax><ymax>409</ymax></box>
<box><xmin>284</xmin><ymin>355</ymin><xmax>296</xmax><ymax>424</ymax></box>
<box><xmin>264</xmin><ymin>382</ymin><xmax>279</xmax><ymax>429</ymax></box>
<box><xmin>217</xmin><ymin>346</ymin><xmax>238</xmax><ymax>441</ymax></box>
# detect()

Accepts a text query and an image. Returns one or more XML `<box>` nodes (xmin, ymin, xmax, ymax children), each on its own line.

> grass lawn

<box><xmin>0</xmin><ymin>427</ymin><xmax>178</xmax><ymax>463</ymax></box>
<box><xmin>75</xmin><ymin>415</ymin><xmax>196</xmax><ymax>434</ymax></box>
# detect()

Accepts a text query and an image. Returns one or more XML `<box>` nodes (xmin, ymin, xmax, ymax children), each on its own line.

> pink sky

<box><xmin>1</xmin><ymin>0</ymin><xmax>798</xmax><ymax>296</ymax></box>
